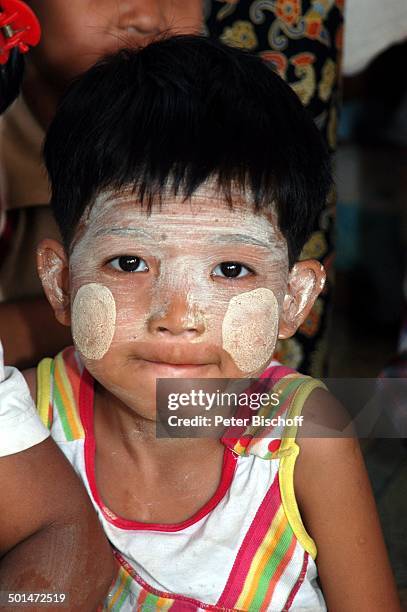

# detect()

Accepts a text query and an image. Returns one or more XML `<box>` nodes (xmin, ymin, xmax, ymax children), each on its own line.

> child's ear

<box><xmin>278</xmin><ymin>260</ymin><xmax>326</xmax><ymax>339</ymax></box>
<box><xmin>37</xmin><ymin>239</ymin><xmax>71</xmax><ymax>327</ymax></box>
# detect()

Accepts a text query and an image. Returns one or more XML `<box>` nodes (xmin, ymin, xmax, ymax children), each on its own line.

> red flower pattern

<box><xmin>275</xmin><ymin>0</ymin><xmax>301</xmax><ymax>26</ymax></box>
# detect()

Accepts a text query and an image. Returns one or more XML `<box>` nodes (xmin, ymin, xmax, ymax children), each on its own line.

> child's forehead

<box><xmin>83</xmin><ymin>184</ymin><xmax>285</xmax><ymax>245</ymax></box>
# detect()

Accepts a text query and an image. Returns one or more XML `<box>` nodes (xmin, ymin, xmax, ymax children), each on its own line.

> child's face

<box><xmin>39</xmin><ymin>184</ymin><xmax>325</xmax><ymax>418</ymax></box>
<box><xmin>25</xmin><ymin>0</ymin><xmax>203</xmax><ymax>85</ymax></box>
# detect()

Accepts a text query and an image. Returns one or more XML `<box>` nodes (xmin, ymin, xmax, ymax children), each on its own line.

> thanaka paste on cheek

<box><xmin>222</xmin><ymin>288</ymin><xmax>279</xmax><ymax>373</ymax></box>
<box><xmin>72</xmin><ymin>283</ymin><xmax>116</xmax><ymax>360</ymax></box>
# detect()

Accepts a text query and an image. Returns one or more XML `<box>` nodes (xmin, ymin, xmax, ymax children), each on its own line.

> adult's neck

<box><xmin>21</xmin><ymin>63</ymin><xmax>65</xmax><ymax>130</ymax></box>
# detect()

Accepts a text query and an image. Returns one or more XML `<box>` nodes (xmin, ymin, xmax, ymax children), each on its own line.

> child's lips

<box><xmin>140</xmin><ymin>360</ymin><xmax>213</xmax><ymax>376</ymax></box>
<box><xmin>137</xmin><ymin>344</ymin><xmax>219</xmax><ymax>368</ymax></box>
<box><xmin>145</xmin><ymin>360</ymin><xmax>206</xmax><ymax>366</ymax></box>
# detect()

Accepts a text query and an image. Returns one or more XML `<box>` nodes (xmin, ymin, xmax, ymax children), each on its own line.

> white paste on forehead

<box><xmin>78</xmin><ymin>198</ymin><xmax>288</xmax><ymax>264</ymax></box>
<box><xmin>222</xmin><ymin>288</ymin><xmax>279</xmax><ymax>373</ymax></box>
<box><xmin>69</xmin><ymin>178</ymin><xmax>288</xmax><ymax>273</ymax></box>
<box><xmin>72</xmin><ymin>283</ymin><xmax>116</xmax><ymax>360</ymax></box>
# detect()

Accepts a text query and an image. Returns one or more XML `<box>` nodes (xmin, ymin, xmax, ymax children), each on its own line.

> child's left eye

<box><xmin>107</xmin><ymin>256</ymin><xmax>149</xmax><ymax>273</ymax></box>
<box><xmin>211</xmin><ymin>262</ymin><xmax>254</xmax><ymax>279</ymax></box>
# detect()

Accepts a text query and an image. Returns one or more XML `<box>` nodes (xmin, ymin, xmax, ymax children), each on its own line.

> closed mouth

<box><xmin>143</xmin><ymin>360</ymin><xmax>208</xmax><ymax>367</ymax></box>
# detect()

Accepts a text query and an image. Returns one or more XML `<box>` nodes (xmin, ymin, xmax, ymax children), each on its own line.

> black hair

<box><xmin>44</xmin><ymin>34</ymin><xmax>332</xmax><ymax>265</ymax></box>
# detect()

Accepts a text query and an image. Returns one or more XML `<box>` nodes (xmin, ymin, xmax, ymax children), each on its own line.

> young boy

<box><xmin>28</xmin><ymin>35</ymin><xmax>399</xmax><ymax>610</ymax></box>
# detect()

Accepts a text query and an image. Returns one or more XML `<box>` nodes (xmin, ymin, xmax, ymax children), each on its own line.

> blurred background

<box><xmin>332</xmin><ymin>40</ymin><xmax>406</xmax><ymax>380</ymax></box>
<box><xmin>334</xmin><ymin>36</ymin><xmax>407</xmax><ymax>611</ymax></box>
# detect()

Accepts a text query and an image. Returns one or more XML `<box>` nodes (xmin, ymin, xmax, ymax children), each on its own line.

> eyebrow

<box><xmin>93</xmin><ymin>228</ymin><xmax>274</xmax><ymax>250</ymax></box>
<box><xmin>208</xmin><ymin>233</ymin><xmax>272</xmax><ymax>250</ymax></box>
<box><xmin>94</xmin><ymin>227</ymin><xmax>155</xmax><ymax>240</ymax></box>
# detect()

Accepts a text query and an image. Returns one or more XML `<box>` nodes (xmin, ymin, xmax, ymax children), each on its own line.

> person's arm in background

<box><xmin>0</xmin><ymin>343</ymin><xmax>115</xmax><ymax>609</ymax></box>
<box><xmin>0</xmin><ymin>438</ymin><xmax>115</xmax><ymax>611</ymax></box>
<box><xmin>0</xmin><ymin>297</ymin><xmax>72</xmax><ymax>369</ymax></box>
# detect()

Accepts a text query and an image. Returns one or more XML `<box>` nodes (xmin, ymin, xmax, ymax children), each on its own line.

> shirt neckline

<box><xmin>79</xmin><ymin>368</ymin><xmax>238</xmax><ymax>532</ymax></box>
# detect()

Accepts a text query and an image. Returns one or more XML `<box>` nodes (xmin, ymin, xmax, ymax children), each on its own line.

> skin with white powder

<box><xmin>222</xmin><ymin>288</ymin><xmax>279</xmax><ymax>373</ymax></box>
<box><xmin>51</xmin><ymin>179</ymin><xmax>303</xmax><ymax>415</ymax></box>
<box><xmin>71</xmin><ymin>283</ymin><xmax>116</xmax><ymax>360</ymax></box>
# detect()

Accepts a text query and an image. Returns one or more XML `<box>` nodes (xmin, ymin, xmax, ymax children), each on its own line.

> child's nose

<box><xmin>147</xmin><ymin>297</ymin><xmax>206</xmax><ymax>338</ymax></box>
<box><xmin>117</xmin><ymin>1</ymin><xmax>167</xmax><ymax>38</ymax></box>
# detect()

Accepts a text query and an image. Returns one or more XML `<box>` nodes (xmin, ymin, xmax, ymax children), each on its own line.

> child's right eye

<box><xmin>107</xmin><ymin>256</ymin><xmax>149</xmax><ymax>273</ymax></box>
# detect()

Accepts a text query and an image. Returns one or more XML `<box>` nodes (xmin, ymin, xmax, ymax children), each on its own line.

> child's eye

<box><xmin>107</xmin><ymin>256</ymin><xmax>149</xmax><ymax>273</ymax></box>
<box><xmin>211</xmin><ymin>262</ymin><xmax>254</xmax><ymax>279</ymax></box>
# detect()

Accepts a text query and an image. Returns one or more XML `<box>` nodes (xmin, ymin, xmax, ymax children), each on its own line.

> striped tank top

<box><xmin>36</xmin><ymin>347</ymin><xmax>327</xmax><ymax>611</ymax></box>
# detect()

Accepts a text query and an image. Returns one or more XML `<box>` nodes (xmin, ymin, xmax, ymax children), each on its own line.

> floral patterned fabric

<box><xmin>206</xmin><ymin>0</ymin><xmax>344</xmax><ymax>376</ymax></box>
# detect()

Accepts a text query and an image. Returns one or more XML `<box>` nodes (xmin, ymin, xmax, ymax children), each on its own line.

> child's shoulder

<box><xmin>294</xmin><ymin>384</ymin><xmax>355</xmax><ymax>503</ymax></box>
<box><xmin>298</xmin><ymin>384</ymin><xmax>351</xmax><ymax>434</ymax></box>
<box><xmin>24</xmin><ymin>344</ymin><xmax>80</xmax><ymax>387</ymax></box>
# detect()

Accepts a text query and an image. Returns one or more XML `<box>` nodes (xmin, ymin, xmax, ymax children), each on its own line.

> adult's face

<box><xmin>26</xmin><ymin>0</ymin><xmax>204</xmax><ymax>85</ymax></box>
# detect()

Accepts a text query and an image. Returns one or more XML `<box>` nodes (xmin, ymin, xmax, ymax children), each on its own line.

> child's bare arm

<box><xmin>295</xmin><ymin>389</ymin><xmax>401</xmax><ymax>611</ymax></box>
<box><xmin>0</xmin><ymin>437</ymin><xmax>115</xmax><ymax>611</ymax></box>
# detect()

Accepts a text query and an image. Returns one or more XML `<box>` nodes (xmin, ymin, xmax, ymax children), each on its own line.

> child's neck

<box><xmin>95</xmin><ymin>383</ymin><xmax>220</xmax><ymax>457</ymax></box>
<box><xmin>93</xmin><ymin>384</ymin><xmax>226</xmax><ymax>524</ymax></box>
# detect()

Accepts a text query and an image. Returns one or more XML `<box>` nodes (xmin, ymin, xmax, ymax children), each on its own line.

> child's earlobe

<box><xmin>278</xmin><ymin>260</ymin><xmax>326</xmax><ymax>339</ymax></box>
<box><xmin>37</xmin><ymin>239</ymin><xmax>71</xmax><ymax>327</ymax></box>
